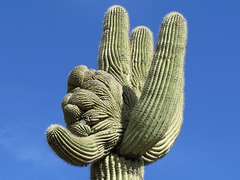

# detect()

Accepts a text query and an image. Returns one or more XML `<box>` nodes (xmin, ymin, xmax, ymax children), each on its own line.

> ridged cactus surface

<box><xmin>46</xmin><ymin>5</ymin><xmax>187</xmax><ymax>179</ymax></box>
<box><xmin>91</xmin><ymin>153</ymin><xmax>144</xmax><ymax>180</ymax></box>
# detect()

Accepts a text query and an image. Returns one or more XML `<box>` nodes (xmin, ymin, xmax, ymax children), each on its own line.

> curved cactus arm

<box><xmin>46</xmin><ymin>124</ymin><xmax>120</xmax><ymax>166</ymax></box>
<box><xmin>98</xmin><ymin>5</ymin><xmax>131</xmax><ymax>87</ymax></box>
<box><xmin>142</xmin><ymin>93</ymin><xmax>184</xmax><ymax>165</ymax></box>
<box><xmin>118</xmin><ymin>12</ymin><xmax>187</xmax><ymax>158</ymax></box>
<box><xmin>130</xmin><ymin>26</ymin><xmax>154</xmax><ymax>98</ymax></box>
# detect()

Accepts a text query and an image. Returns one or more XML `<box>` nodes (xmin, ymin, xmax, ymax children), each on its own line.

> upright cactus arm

<box><xmin>98</xmin><ymin>6</ymin><xmax>154</xmax><ymax>98</ymax></box>
<box><xmin>98</xmin><ymin>5</ymin><xmax>131</xmax><ymax>87</ymax></box>
<box><xmin>130</xmin><ymin>26</ymin><xmax>154</xmax><ymax>98</ymax></box>
<box><xmin>118</xmin><ymin>12</ymin><xmax>187</xmax><ymax>158</ymax></box>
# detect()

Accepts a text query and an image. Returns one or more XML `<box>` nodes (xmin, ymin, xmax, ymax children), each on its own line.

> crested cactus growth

<box><xmin>46</xmin><ymin>5</ymin><xmax>187</xmax><ymax>179</ymax></box>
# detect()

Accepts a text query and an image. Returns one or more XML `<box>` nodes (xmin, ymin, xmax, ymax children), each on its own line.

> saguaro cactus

<box><xmin>46</xmin><ymin>5</ymin><xmax>187</xmax><ymax>179</ymax></box>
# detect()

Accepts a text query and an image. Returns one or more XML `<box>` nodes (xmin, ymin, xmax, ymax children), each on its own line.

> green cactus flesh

<box><xmin>46</xmin><ymin>5</ymin><xmax>187</xmax><ymax>179</ymax></box>
<box><xmin>91</xmin><ymin>153</ymin><xmax>144</xmax><ymax>180</ymax></box>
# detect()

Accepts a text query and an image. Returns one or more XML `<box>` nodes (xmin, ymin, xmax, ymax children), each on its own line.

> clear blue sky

<box><xmin>1</xmin><ymin>0</ymin><xmax>239</xmax><ymax>179</ymax></box>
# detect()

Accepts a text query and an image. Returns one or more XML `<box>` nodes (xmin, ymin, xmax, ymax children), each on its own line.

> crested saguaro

<box><xmin>46</xmin><ymin>5</ymin><xmax>187</xmax><ymax>180</ymax></box>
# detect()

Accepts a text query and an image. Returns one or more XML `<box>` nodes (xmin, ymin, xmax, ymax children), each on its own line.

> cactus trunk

<box><xmin>91</xmin><ymin>153</ymin><xmax>144</xmax><ymax>180</ymax></box>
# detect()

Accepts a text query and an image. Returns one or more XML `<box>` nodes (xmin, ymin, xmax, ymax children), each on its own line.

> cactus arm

<box><xmin>98</xmin><ymin>5</ymin><xmax>131</xmax><ymax>87</ymax></box>
<box><xmin>130</xmin><ymin>26</ymin><xmax>154</xmax><ymax>98</ymax></box>
<box><xmin>118</xmin><ymin>12</ymin><xmax>187</xmax><ymax>158</ymax></box>
<box><xmin>142</xmin><ymin>92</ymin><xmax>184</xmax><ymax>165</ymax></box>
<box><xmin>46</xmin><ymin>125</ymin><xmax>120</xmax><ymax>166</ymax></box>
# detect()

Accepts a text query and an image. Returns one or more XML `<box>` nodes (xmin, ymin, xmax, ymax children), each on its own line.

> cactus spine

<box><xmin>46</xmin><ymin>5</ymin><xmax>187</xmax><ymax>179</ymax></box>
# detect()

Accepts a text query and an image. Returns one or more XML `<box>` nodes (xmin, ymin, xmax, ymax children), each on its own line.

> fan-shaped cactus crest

<box><xmin>46</xmin><ymin>5</ymin><xmax>187</xmax><ymax>180</ymax></box>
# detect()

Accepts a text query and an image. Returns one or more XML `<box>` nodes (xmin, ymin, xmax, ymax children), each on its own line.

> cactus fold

<box><xmin>46</xmin><ymin>5</ymin><xmax>187</xmax><ymax>179</ymax></box>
